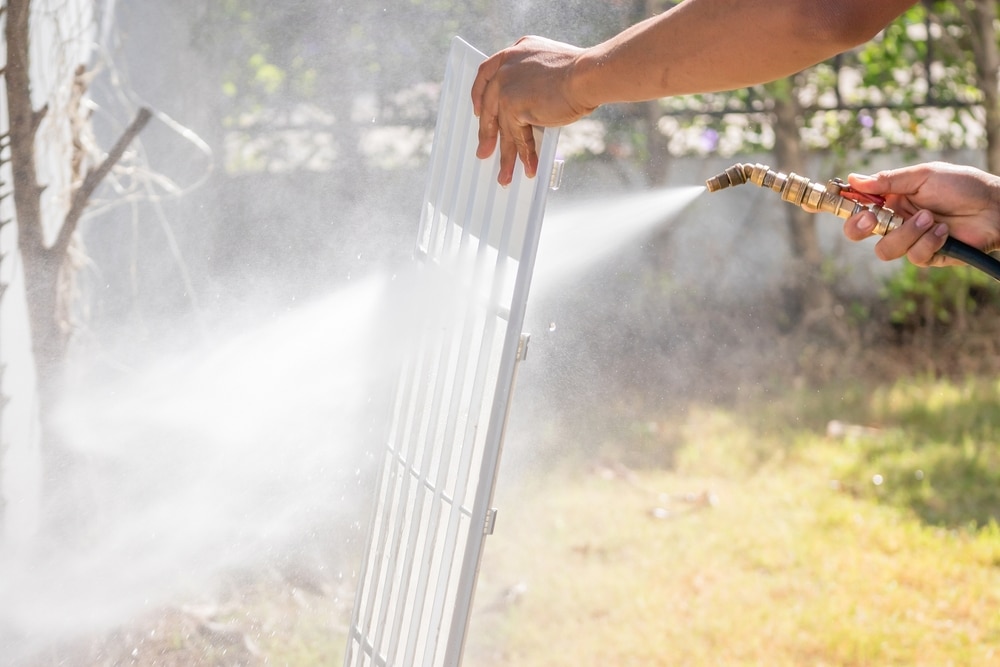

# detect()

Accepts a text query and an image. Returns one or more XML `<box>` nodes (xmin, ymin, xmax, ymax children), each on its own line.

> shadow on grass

<box><xmin>838</xmin><ymin>378</ymin><xmax>1000</xmax><ymax>529</ymax></box>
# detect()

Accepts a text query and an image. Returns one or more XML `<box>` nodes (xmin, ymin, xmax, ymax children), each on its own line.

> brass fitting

<box><xmin>706</xmin><ymin>162</ymin><xmax>902</xmax><ymax>236</ymax></box>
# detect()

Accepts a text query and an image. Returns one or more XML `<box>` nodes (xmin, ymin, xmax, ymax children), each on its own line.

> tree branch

<box><xmin>31</xmin><ymin>103</ymin><xmax>48</xmax><ymax>136</ymax></box>
<box><xmin>55</xmin><ymin>106</ymin><xmax>153</xmax><ymax>255</ymax></box>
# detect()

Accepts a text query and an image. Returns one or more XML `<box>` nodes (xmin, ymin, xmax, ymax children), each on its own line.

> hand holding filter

<box><xmin>706</xmin><ymin>163</ymin><xmax>1000</xmax><ymax>281</ymax></box>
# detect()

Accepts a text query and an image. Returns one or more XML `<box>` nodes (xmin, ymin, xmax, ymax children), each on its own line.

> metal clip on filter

<box><xmin>706</xmin><ymin>162</ymin><xmax>1000</xmax><ymax>281</ymax></box>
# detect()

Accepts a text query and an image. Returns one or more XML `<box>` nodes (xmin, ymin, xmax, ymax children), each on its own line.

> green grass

<box><xmin>465</xmin><ymin>376</ymin><xmax>1000</xmax><ymax>666</ymax></box>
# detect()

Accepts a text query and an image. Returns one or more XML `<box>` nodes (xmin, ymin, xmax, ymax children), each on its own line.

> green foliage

<box><xmin>197</xmin><ymin>0</ymin><xmax>494</xmax><ymax>116</ymax></box>
<box><xmin>880</xmin><ymin>263</ymin><xmax>1000</xmax><ymax>329</ymax></box>
<box><xmin>651</xmin><ymin>1</ymin><xmax>986</xmax><ymax>158</ymax></box>
<box><xmin>855</xmin><ymin>5</ymin><xmax>930</xmax><ymax>96</ymax></box>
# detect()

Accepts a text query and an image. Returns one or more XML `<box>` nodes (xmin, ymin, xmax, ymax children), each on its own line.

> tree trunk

<box><xmin>6</xmin><ymin>0</ymin><xmax>65</xmax><ymax>411</ymax></box>
<box><xmin>5</xmin><ymin>0</ymin><xmax>150</xmax><ymax>533</ymax></box>
<box><xmin>965</xmin><ymin>0</ymin><xmax>1000</xmax><ymax>173</ymax></box>
<box><xmin>771</xmin><ymin>81</ymin><xmax>830</xmax><ymax>327</ymax></box>
<box><xmin>5</xmin><ymin>0</ymin><xmax>78</xmax><ymax>533</ymax></box>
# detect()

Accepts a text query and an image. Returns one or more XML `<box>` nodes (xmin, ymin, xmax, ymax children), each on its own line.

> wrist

<box><xmin>986</xmin><ymin>173</ymin><xmax>1000</xmax><ymax>212</ymax></box>
<box><xmin>567</xmin><ymin>48</ymin><xmax>606</xmax><ymax>113</ymax></box>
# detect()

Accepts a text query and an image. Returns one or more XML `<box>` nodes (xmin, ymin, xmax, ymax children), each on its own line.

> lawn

<box><xmin>465</xmin><ymin>377</ymin><xmax>1000</xmax><ymax>666</ymax></box>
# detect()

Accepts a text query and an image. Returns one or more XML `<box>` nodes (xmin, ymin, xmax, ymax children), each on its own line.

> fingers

<box><xmin>847</xmin><ymin>208</ymin><xmax>950</xmax><ymax>266</ymax></box>
<box><xmin>515</xmin><ymin>124</ymin><xmax>537</xmax><ymax>180</ymax></box>
<box><xmin>498</xmin><ymin>130</ymin><xmax>517</xmax><ymax>187</ymax></box>
<box><xmin>899</xmin><ymin>216</ymin><xmax>951</xmax><ymax>267</ymax></box>
<box><xmin>846</xmin><ymin>173</ymin><xmax>890</xmax><ymax>195</ymax></box>
<box><xmin>476</xmin><ymin>113</ymin><xmax>499</xmax><ymax>161</ymax></box>
<box><xmin>873</xmin><ymin>210</ymin><xmax>947</xmax><ymax>265</ymax></box>
<box><xmin>472</xmin><ymin>54</ymin><xmax>536</xmax><ymax>185</ymax></box>
<box><xmin>472</xmin><ymin>54</ymin><xmax>502</xmax><ymax>118</ymax></box>
<box><xmin>844</xmin><ymin>210</ymin><xmax>876</xmax><ymax>241</ymax></box>
<box><xmin>476</xmin><ymin>104</ymin><xmax>530</xmax><ymax>186</ymax></box>
<box><xmin>474</xmin><ymin>61</ymin><xmax>501</xmax><ymax>161</ymax></box>
<box><xmin>493</xmin><ymin>124</ymin><xmax>538</xmax><ymax>185</ymax></box>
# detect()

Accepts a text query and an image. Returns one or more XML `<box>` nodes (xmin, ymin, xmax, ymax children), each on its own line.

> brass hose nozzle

<box><xmin>706</xmin><ymin>162</ymin><xmax>902</xmax><ymax>236</ymax></box>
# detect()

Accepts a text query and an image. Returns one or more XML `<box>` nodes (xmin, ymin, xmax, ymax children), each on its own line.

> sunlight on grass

<box><xmin>840</xmin><ymin>377</ymin><xmax>1000</xmax><ymax>528</ymax></box>
<box><xmin>871</xmin><ymin>376</ymin><xmax>1000</xmax><ymax>443</ymax></box>
<box><xmin>466</xmin><ymin>376</ymin><xmax>1000</xmax><ymax>666</ymax></box>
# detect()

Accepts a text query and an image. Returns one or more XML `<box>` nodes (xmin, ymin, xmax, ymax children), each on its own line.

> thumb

<box><xmin>848</xmin><ymin>166</ymin><xmax>925</xmax><ymax>196</ymax></box>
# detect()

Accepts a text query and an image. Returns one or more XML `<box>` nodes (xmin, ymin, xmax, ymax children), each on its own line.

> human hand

<box><xmin>471</xmin><ymin>36</ymin><xmax>596</xmax><ymax>186</ymax></box>
<box><xmin>843</xmin><ymin>161</ymin><xmax>1000</xmax><ymax>267</ymax></box>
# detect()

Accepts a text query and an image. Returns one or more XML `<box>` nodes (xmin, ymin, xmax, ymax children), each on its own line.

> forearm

<box><xmin>570</xmin><ymin>0</ymin><xmax>916</xmax><ymax>107</ymax></box>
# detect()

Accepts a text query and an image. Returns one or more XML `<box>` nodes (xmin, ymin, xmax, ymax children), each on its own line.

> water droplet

<box><xmin>548</xmin><ymin>322</ymin><xmax>557</xmax><ymax>332</ymax></box>
<box><xmin>915</xmin><ymin>469</ymin><xmax>924</xmax><ymax>481</ymax></box>
<box><xmin>872</xmin><ymin>474</ymin><xmax>884</xmax><ymax>486</ymax></box>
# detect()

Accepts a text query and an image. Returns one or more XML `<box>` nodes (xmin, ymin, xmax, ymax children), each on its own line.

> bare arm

<box><xmin>473</xmin><ymin>0</ymin><xmax>916</xmax><ymax>185</ymax></box>
<box><xmin>571</xmin><ymin>0</ymin><xmax>914</xmax><ymax>106</ymax></box>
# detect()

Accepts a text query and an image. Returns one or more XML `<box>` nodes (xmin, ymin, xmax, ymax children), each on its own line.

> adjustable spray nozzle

<box><xmin>705</xmin><ymin>162</ymin><xmax>1000</xmax><ymax>281</ymax></box>
<box><xmin>705</xmin><ymin>162</ymin><xmax>902</xmax><ymax>235</ymax></box>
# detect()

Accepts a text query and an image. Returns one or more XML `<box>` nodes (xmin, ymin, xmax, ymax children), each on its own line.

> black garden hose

<box><xmin>940</xmin><ymin>237</ymin><xmax>1000</xmax><ymax>281</ymax></box>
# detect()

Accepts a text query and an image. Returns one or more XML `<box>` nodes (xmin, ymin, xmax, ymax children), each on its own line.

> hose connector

<box><xmin>706</xmin><ymin>162</ymin><xmax>903</xmax><ymax>236</ymax></box>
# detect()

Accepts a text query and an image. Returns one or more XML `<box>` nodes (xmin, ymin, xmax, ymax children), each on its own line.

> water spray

<box><xmin>706</xmin><ymin>162</ymin><xmax>1000</xmax><ymax>281</ymax></box>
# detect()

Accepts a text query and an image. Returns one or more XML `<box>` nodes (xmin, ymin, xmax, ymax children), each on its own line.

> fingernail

<box><xmin>933</xmin><ymin>223</ymin><xmax>948</xmax><ymax>237</ymax></box>
<box><xmin>850</xmin><ymin>173</ymin><xmax>875</xmax><ymax>183</ymax></box>
<box><xmin>914</xmin><ymin>210</ymin><xmax>933</xmax><ymax>229</ymax></box>
<box><xmin>856</xmin><ymin>215</ymin><xmax>875</xmax><ymax>232</ymax></box>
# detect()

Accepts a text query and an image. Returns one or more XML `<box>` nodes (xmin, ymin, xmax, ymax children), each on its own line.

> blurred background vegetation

<box><xmin>90</xmin><ymin>0</ymin><xmax>1000</xmax><ymax>373</ymax></box>
<box><xmin>10</xmin><ymin>0</ymin><xmax>1000</xmax><ymax>664</ymax></box>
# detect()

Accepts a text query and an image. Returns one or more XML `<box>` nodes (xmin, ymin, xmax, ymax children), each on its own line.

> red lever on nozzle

<box><xmin>837</xmin><ymin>185</ymin><xmax>886</xmax><ymax>208</ymax></box>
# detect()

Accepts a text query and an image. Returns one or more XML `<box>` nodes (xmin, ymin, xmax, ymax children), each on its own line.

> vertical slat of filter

<box><xmin>343</xmin><ymin>36</ymin><xmax>560</xmax><ymax>667</ymax></box>
<box><xmin>392</xmin><ymin>84</ymin><xmax>497</xmax><ymax>666</ymax></box>
<box><xmin>442</xmin><ymin>171</ymin><xmax>540</xmax><ymax>666</ymax></box>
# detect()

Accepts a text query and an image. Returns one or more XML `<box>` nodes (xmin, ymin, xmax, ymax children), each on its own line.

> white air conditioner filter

<box><xmin>343</xmin><ymin>37</ymin><xmax>561</xmax><ymax>667</ymax></box>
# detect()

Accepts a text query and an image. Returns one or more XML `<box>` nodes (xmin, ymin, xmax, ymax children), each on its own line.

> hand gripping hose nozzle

<box><xmin>705</xmin><ymin>162</ymin><xmax>1000</xmax><ymax>281</ymax></box>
